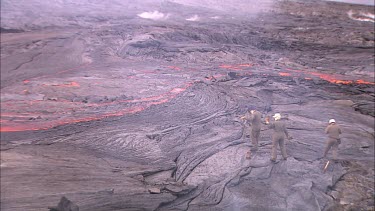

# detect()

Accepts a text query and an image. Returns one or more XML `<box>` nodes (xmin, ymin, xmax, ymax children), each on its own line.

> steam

<box><xmin>186</xmin><ymin>15</ymin><xmax>199</xmax><ymax>21</ymax></box>
<box><xmin>169</xmin><ymin>0</ymin><xmax>275</xmax><ymax>15</ymax></box>
<box><xmin>362</xmin><ymin>12</ymin><xmax>375</xmax><ymax>19</ymax></box>
<box><xmin>137</xmin><ymin>11</ymin><xmax>169</xmax><ymax>20</ymax></box>
<box><xmin>347</xmin><ymin>10</ymin><xmax>375</xmax><ymax>22</ymax></box>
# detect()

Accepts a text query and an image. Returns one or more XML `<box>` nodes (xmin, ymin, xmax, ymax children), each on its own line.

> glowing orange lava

<box><xmin>219</xmin><ymin>64</ymin><xmax>254</xmax><ymax>70</ymax></box>
<box><xmin>42</xmin><ymin>81</ymin><xmax>80</xmax><ymax>87</ymax></box>
<box><xmin>309</xmin><ymin>72</ymin><xmax>354</xmax><ymax>84</ymax></box>
<box><xmin>0</xmin><ymin>83</ymin><xmax>192</xmax><ymax>132</ymax></box>
<box><xmin>279</xmin><ymin>72</ymin><xmax>291</xmax><ymax>76</ymax></box>
<box><xmin>238</xmin><ymin>64</ymin><xmax>254</xmax><ymax>67</ymax></box>
<box><xmin>356</xmin><ymin>79</ymin><xmax>375</xmax><ymax>85</ymax></box>
<box><xmin>4</xmin><ymin>60</ymin><xmax>373</xmax><ymax>133</ymax></box>
<box><xmin>283</xmin><ymin>68</ymin><xmax>374</xmax><ymax>85</ymax></box>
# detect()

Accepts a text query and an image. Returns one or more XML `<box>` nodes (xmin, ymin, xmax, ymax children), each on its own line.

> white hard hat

<box><xmin>273</xmin><ymin>113</ymin><xmax>281</xmax><ymax>121</ymax></box>
<box><xmin>329</xmin><ymin>119</ymin><xmax>336</xmax><ymax>124</ymax></box>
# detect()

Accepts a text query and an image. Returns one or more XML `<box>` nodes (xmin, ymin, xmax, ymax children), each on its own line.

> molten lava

<box><xmin>279</xmin><ymin>72</ymin><xmax>291</xmax><ymax>76</ymax></box>
<box><xmin>0</xmin><ymin>83</ymin><xmax>192</xmax><ymax>132</ymax></box>
<box><xmin>42</xmin><ymin>82</ymin><xmax>80</xmax><ymax>87</ymax></box>
<box><xmin>283</xmin><ymin>68</ymin><xmax>375</xmax><ymax>85</ymax></box>
<box><xmin>219</xmin><ymin>63</ymin><xmax>254</xmax><ymax>70</ymax></box>
<box><xmin>2</xmin><ymin>60</ymin><xmax>373</xmax><ymax>133</ymax></box>
<box><xmin>356</xmin><ymin>79</ymin><xmax>375</xmax><ymax>85</ymax></box>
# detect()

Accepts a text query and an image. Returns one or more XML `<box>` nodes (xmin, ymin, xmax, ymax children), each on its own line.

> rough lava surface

<box><xmin>1</xmin><ymin>0</ymin><xmax>374</xmax><ymax>210</ymax></box>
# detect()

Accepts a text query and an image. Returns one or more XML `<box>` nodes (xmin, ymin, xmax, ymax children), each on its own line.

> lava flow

<box><xmin>0</xmin><ymin>83</ymin><xmax>192</xmax><ymax>132</ymax></box>
<box><xmin>42</xmin><ymin>81</ymin><xmax>80</xmax><ymax>87</ymax></box>
<box><xmin>281</xmin><ymin>68</ymin><xmax>375</xmax><ymax>85</ymax></box>
<box><xmin>219</xmin><ymin>63</ymin><xmax>255</xmax><ymax>70</ymax></box>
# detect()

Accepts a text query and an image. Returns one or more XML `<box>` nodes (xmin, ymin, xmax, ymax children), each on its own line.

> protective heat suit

<box><xmin>268</xmin><ymin>113</ymin><xmax>289</xmax><ymax>162</ymax></box>
<box><xmin>242</xmin><ymin>110</ymin><xmax>262</xmax><ymax>151</ymax></box>
<box><xmin>249</xmin><ymin>110</ymin><xmax>262</xmax><ymax>151</ymax></box>
<box><xmin>323</xmin><ymin>119</ymin><xmax>342</xmax><ymax>160</ymax></box>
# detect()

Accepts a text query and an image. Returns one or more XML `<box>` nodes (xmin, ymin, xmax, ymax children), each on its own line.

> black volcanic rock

<box><xmin>0</xmin><ymin>0</ymin><xmax>374</xmax><ymax>211</ymax></box>
<box><xmin>48</xmin><ymin>196</ymin><xmax>79</xmax><ymax>211</ymax></box>
<box><xmin>0</xmin><ymin>27</ymin><xmax>24</xmax><ymax>33</ymax></box>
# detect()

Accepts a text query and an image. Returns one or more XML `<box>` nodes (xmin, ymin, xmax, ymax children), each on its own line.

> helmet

<box><xmin>329</xmin><ymin>119</ymin><xmax>336</xmax><ymax>124</ymax></box>
<box><xmin>273</xmin><ymin>113</ymin><xmax>281</xmax><ymax>121</ymax></box>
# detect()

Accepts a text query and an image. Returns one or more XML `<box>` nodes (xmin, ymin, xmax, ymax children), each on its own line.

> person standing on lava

<box><xmin>241</xmin><ymin>109</ymin><xmax>262</xmax><ymax>157</ymax></box>
<box><xmin>323</xmin><ymin>119</ymin><xmax>342</xmax><ymax>161</ymax></box>
<box><xmin>265</xmin><ymin>113</ymin><xmax>291</xmax><ymax>162</ymax></box>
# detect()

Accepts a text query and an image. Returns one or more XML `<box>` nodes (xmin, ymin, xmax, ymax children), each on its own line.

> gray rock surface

<box><xmin>1</xmin><ymin>0</ymin><xmax>374</xmax><ymax>210</ymax></box>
